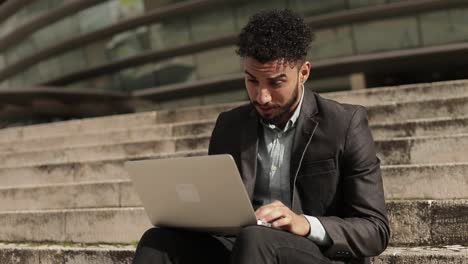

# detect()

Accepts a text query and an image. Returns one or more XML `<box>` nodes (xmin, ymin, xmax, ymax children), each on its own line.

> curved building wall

<box><xmin>1</xmin><ymin>0</ymin><xmax>468</xmax><ymax>123</ymax></box>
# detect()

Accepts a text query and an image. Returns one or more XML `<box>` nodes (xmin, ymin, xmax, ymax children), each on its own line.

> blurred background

<box><xmin>1</xmin><ymin>0</ymin><xmax>468</xmax><ymax>127</ymax></box>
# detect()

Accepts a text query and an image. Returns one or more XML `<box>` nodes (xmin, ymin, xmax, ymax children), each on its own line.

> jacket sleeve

<box><xmin>208</xmin><ymin>112</ymin><xmax>224</xmax><ymax>155</ymax></box>
<box><xmin>316</xmin><ymin>106</ymin><xmax>390</xmax><ymax>259</ymax></box>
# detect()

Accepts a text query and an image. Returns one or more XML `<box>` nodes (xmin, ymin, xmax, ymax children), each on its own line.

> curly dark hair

<box><xmin>236</xmin><ymin>9</ymin><xmax>314</xmax><ymax>64</ymax></box>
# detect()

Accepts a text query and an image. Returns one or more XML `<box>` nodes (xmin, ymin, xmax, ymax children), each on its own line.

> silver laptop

<box><xmin>125</xmin><ymin>154</ymin><xmax>266</xmax><ymax>236</ymax></box>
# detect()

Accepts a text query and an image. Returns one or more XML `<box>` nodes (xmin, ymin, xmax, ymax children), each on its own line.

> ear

<box><xmin>300</xmin><ymin>61</ymin><xmax>311</xmax><ymax>84</ymax></box>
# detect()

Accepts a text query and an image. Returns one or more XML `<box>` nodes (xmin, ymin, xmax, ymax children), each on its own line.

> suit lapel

<box><xmin>290</xmin><ymin>89</ymin><xmax>319</xmax><ymax>211</ymax></box>
<box><xmin>240</xmin><ymin>107</ymin><xmax>259</xmax><ymax>201</ymax></box>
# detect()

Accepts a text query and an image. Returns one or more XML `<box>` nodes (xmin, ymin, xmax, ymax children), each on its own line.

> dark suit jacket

<box><xmin>208</xmin><ymin>88</ymin><xmax>390</xmax><ymax>264</ymax></box>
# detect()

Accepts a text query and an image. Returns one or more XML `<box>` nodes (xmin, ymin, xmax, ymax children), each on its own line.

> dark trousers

<box><xmin>132</xmin><ymin>225</ymin><xmax>334</xmax><ymax>264</ymax></box>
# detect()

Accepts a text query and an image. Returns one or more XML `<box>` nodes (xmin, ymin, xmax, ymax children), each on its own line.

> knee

<box><xmin>137</xmin><ymin>227</ymin><xmax>174</xmax><ymax>249</ymax></box>
<box><xmin>235</xmin><ymin>225</ymin><xmax>275</xmax><ymax>251</ymax></box>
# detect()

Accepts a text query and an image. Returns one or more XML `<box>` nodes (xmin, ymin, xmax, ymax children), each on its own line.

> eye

<box><xmin>247</xmin><ymin>79</ymin><xmax>259</xmax><ymax>84</ymax></box>
<box><xmin>271</xmin><ymin>81</ymin><xmax>283</xmax><ymax>88</ymax></box>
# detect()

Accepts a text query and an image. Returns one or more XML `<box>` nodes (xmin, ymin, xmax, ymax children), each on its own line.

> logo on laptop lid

<box><xmin>175</xmin><ymin>184</ymin><xmax>201</xmax><ymax>203</ymax></box>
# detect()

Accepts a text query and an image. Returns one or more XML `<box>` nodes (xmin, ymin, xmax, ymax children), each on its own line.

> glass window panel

<box><xmin>38</xmin><ymin>57</ymin><xmax>62</xmax><ymax>82</ymax></box>
<box><xmin>107</xmin><ymin>27</ymin><xmax>148</xmax><ymax>61</ymax></box>
<box><xmin>22</xmin><ymin>65</ymin><xmax>42</xmax><ymax>84</ymax></box>
<box><xmin>194</xmin><ymin>46</ymin><xmax>241</xmax><ymax>79</ymax></box>
<box><xmin>151</xmin><ymin>55</ymin><xmax>197</xmax><ymax>87</ymax></box>
<box><xmin>0</xmin><ymin>80</ymin><xmax>10</xmax><ymax>90</ymax></box>
<box><xmin>58</xmin><ymin>49</ymin><xmax>87</xmax><ymax>76</ymax></box>
<box><xmin>420</xmin><ymin>7</ymin><xmax>468</xmax><ymax>46</ymax></box>
<box><xmin>115</xmin><ymin>0</ymin><xmax>145</xmax><ymax>20</ymax></box>
<box><xmin>9</xmin><ymin>74</ymin><xmax>26</xmax><ymax>89</ymax></box>
<box><xmin>235</xmin><ymin>0</ymin><xmax>287</xmax><ymax>30</ymax></box>
<box><xmin>32</xmin><ymin>15</ymin><xmax>81</xmax><ymax>53</ymax></box>
<box><xmin>110</xmin><ymin>54</ymin><xmax>196</xmax><ymax>91</ymax></box>
<box><xmin>32</xmin><ymin>26</ymin><xmax>57</xmax><ymax>51</ymax></box>
<box><xmin>149</xmin><ymin>17</ymin><xmax>191</xmax><ymax>51</ymax></box>
<box><xmin>50</xmin><ymin>16</ymin><xmax>81</xmax><ymax>44</ymax></box>
<box><xmin>158</xmin><ymin>96</ymin><xmax>203</xmax><ymax>110</ymax></box>
<box><xmin>353</xmin><ymin>16</ymin><xmax>420</xmax><ymax>54</ymax></box>
<box><xmin>348</xmin><ymin>0</ymin><xmax>386</xmax><ymax>9</ymax></box>
<box><xmin>78</xmin><ymin>1</ymin><xmax>119</xmax><ymax>34</ymax></box>
<box><xmin>143</xmin><ymin>0</ymin><xmax>187</xmax><ymax>10</ymax></box>
<box><xmin>307</xmin><ymin>75</ymin><xmax>351</xmax><ymax>93</ymax></box>
<box><xmin>308</xmin><ymin>25</ymin><xmax>354</xmax><ymax>60</ymax></box>
<box><xmin>202</xmin><ymin>89</ymin><xmax>248</xmax><ymax>105</ymax></box>
<box><xmin>82</xmin><ymin>75</ymin><xmax>113</xmax><ymax>90</ymax></box>
<box><xmin>0</xmin><ymin>55</ymin><xmax>5</xmax><ymax>71</ymax></box>
<box><xmin>83</xmin><ymin>40</ymin><xmax>109</xmax><ymax>68</ymax></box>
<box><xmin>190</xmin><ymin>6</ymin><xmax>236</xmax><ymax>42</ymax></box>
<box><xmin>65</xmin><ymin>80</ymin><xmax>92</xmax><ymax>90</ymax></box>
<box><xmin>5</xmin><ymin>40</ymin><xmax>36</xmax><ymax>65</ymax></box>
<box><xmin>289</xmin><ymin>0</ymin><xmax>346</xmax><ymax>17</ymax></box>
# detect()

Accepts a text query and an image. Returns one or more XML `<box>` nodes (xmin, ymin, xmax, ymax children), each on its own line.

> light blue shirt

<box><xmin>253</xmin><ymin>88</ymin><xmax>331</xmax><ymax>246</ymax></box>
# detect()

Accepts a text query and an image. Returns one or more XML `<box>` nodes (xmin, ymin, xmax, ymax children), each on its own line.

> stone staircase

<box><xmin>0</xmin><ymin>80</ymin><xmax>467</xmax><ymax>263</ymax></box>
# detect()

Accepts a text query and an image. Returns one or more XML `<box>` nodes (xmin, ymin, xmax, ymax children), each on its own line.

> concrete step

<box><xmin>0</xmin><ymin>120</ymin><xmax>215</xmax><ymax>154</ymax></box>
<box><xmin>0</xmin><ymin>85</ymin><xmax>467</xmax><ymax>142</ymax></box>
<box><xmin>0</xmin><ymin>200</ymin><xmax>465</xmax><ymax>246</ymax></box>
<box><xmin>365</xmin><ymin>95</ymin><xmax>468</xmax><ymax>124</ymax></box>
<box><xmin>0</xmin><ymin>111</ymin><xmax>159</xmax><ymax>144</ymax></box>
<box><xmin>374</xmin><ymin>246</ymin><xmax>468</xmax><ymax>264</ymax></box>
<box><xmin>0</xmin><ymin>243</ymin><xmax>135</xmax><ymax>264</ymax></box>
<box><xmin>376</xmin><ymin>134</ymin><xmax>468</xmax><ymax>165</ymax></box>
<box><xmin>0</xmin><ymin>135</ymin><xmax>211</xmax><ymax>169</ymax></box>
<box><xmin>1</xmin><ymin>132</ymin><xmax>468</xmax><ymax>169</ymax></box>
<box><xmin>323</xmin><ymin>79</ymin><xmax>468</xmax><ymax>106</ymax></box>
<box><xmin>0</xmin><ymin>150</ymin><xmax>206</xmax><ymax>187</ymax></box>
<box><xmin>0</xmin><ymin>244</ymin><xmax>465</xmax><ymax>264</ymax></box>
<box><xmin>382</xmin><ymin>163</ymin><xmax>468</xmax><ymax>200</ymax></box>
<box><xmin>1</xmin><ymin>114</ymin><xmax>467</xmax><ymax>154</ymax></box>
<box><xmin>0</xmin><ymin>102</ymin><xmax>240</xmax><ymax>143</ymax></box>
<box><xmin>0</xmin><ymin>163</ymin><xmax>466</xmax><ymax>211</ymax></box>
<box><xmin>371</xmin><ymin>116</ymin><xmax>468</xmax><ymax>140</ymax></box>
<box><xmin>0</xmin><ymin>180</ymin><xmax>139</xmax><ymax>211</ymax></box>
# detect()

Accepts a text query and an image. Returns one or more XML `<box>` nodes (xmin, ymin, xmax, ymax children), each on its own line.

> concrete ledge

<box><xmin>366</xmin><ymin>96</ymin><xmax>468</xmax><ymax>124</ymax></box>
<box><xmin>376</xmin><ymin>134</ymin><xmax>468</xmax><ymax>165</ymax></box>
<box><xmin>1</xmin><ymin>133</ymin><xmax>467</xmax><ymax>169</ymax></box>
<box><xmin>0</xmin><ymin>136</ymin><xmax>211</xmax><ymax>169</ymax></box>
<box><xmin>387</xmin><ymin>200</ymin><xmax>468</xmax><ymax>246</ymax></box>
<box><xmin>0</xmin><ymin>89</ymin><xmax>467</xmax><ymax>142</ymax></box>
<box><xmin>0</xmin><ymin>200</ymin><xmax>465</xmax><ymax>245</ymax></box>
<box><xmin>371</xmin><ymin>116</ymin><xmax>468</xmax><ymax>139</ymax></box>
<box><xmin>1</xmin><ymin>114</ymin><xmax>467</xmax><ymax>153</ymax></box>
<box><xmin>0</xmin><ymin>163</ymin><xmax>466</xmax><ymax>210</ymax></box>
<box><xmin>382</xmin><ymin>163</ymin><xmax>468</xmax><ymax>200</ymax></box>
<box><xmin>0</xmin><ymin>112</ymin><xmax>159</xmax><ymax>143</ymax></box>
<box><xmin>0</xmin><ymin>208</ymin><xmax>151</xmax><ymax>244</ymax></box>
<box><xmin>0</xmin><ymin>120</ymin><xmax>215</xmax><ymax>154</ymax></box>
<box><xmin>0</xmin><ymin>244</ymin><xmax>466</xmax><ymax>264</ymax></box>
<box><xmin>0</xmin><ymin>243</ymin><xmax>134</xmax><ymax>264</ymax></box>
<box><xmin>323</xmin><ymin>79</ymin><xmax>468</xmax><ymax>106</ymax></box>
<box><xmin>0</xmin><ymin>161</ymin><xmax>130</xmax><ymax>187</ymax></box>
<box><xmin>373</xmin><ymin>246</ymin><xmax>468</xmax><ymax>264</ymax></box>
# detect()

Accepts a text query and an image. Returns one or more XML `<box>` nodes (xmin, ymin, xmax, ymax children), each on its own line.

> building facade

<box><xmin>1</xmin><ymin>0</ymin><xmax>468</xmax><ymax>126</ymax></box>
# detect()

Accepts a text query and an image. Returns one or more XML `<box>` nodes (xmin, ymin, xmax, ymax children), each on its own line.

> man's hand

<box><xmin>255</xmin><ymin>200</ymin><xmax>310</xmax><ymax>237</ymax></box>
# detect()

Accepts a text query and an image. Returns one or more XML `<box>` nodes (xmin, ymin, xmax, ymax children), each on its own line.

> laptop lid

<box><xmin>125</xmin><ymin>154</ymin><xmax>257</xmax><ymax>235</ymax></box>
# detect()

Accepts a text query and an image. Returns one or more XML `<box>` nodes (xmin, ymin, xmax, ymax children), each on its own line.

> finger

<box><xmin>262</xmin><ymin>208</ymin><xmax>286</xmax><ymax>223</ymax></box>
<box><xmin>255</xmin><ymin>203</ymin><xmax>282</xmax><ymax>218</ymax></box>
<box><xmin>271</xmin><ymin>215</ymin><xmax>292</xmax><ymax>228</ymax></box>
<box><xmin>255</xmin><ymin>205</ymin><xmax>273</xmax><ymax>216</ymax></box>
<box><xmin>271</xmin><ymin>200</ymin><xmax>284</xmax><ymax>206</ymax></box>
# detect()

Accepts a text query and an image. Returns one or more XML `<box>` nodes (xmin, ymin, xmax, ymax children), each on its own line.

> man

<box><xmin>133</xmin><ymin>9</ymin><xmax>390</xmax><ymax>264</ymax></box>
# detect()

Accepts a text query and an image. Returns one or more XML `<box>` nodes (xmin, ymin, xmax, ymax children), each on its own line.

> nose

<box><xmin>256</xmin><ymin>87</ymin><xmax>271</xmax><ymax>105</ymax></box>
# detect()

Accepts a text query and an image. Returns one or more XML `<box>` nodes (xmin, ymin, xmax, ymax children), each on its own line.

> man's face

<box><xmin>243</xmin><ymin>57</ymin><xmax>310</xmax><ymax>127</ymax></box>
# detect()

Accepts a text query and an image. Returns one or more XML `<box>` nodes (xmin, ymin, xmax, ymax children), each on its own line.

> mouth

<box><xmin>257</xmin><ymin>106</ymin><xmax>274</xmax><ymax>114</ymax></box>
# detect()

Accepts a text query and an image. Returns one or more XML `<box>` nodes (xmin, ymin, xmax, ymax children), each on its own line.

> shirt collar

<box><xmin>261</xmin><ymin>87</ymin><xmax>305</xmax><ymax>133</ymax></box>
